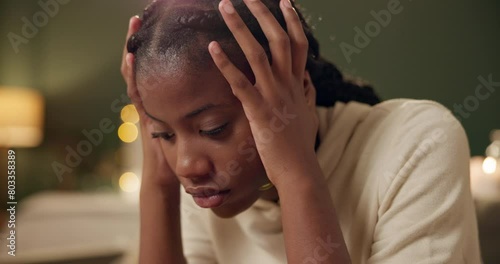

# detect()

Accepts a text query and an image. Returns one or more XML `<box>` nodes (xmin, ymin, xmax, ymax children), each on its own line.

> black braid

<box><xmin>127</xmin><ymin>0</ymin><xmax>161</xmax><ymax>54</ymax></box>
<box><xmin>128</xmin><ymin>0</ymin><xmax>381</xmax><ymax>107</ymax></box>
<box><xmin>291</xmin><ymin>2</ymin><xmax>381</xmax><ymax>106</ymax></box>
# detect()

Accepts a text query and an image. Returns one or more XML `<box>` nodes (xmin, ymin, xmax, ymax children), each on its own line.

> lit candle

<box><xmin>470</xmin><ymin>156</ymin><xmax>500</xmax><ymax>201</ymax></box>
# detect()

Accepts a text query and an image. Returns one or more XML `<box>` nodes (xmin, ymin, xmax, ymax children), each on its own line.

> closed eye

<box><xmin>151</xmin><ymin>123</ymin><xmax>230</xmax><ymax>141</ymax></box>
<box><xmin>200</xmin><ymin>123</ymin><xmax>229</xmax><ymax>137</ymax></box>
<box><xmin>152</xmin><ymin>132</ymin><xmax>174</xmax><ymax>141</ymax></box>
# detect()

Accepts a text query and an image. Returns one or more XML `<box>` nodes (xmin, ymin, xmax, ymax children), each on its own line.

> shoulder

<box><xmin>356</xmin><ymin>100</ymin><xmax>480</xmax><ymax>263</ymax></box>
<box><xmin>317</xmin><ymin>98</ymin><xmax>469</xmax><ymax>182</ymax></box>
<box><xmin>371</xmin><ymin>98</ymin><xmax>460</xmax><ymax>130</ymax></box>
<box><xmin>357</xmin><ymin>98</ymin><xmax>470</xmax><ymax>184</ymax></box>
<box><xmin>364</xmin><ymin>98</ymin><xmax>467</xmax><ymax>150</ymax></box>
<box><xmin>356</xmin><ymin>99</ymin><xmax>472</xmax><ymax>214</ymax></box>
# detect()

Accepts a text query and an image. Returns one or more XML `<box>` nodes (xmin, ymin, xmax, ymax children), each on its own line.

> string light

<box><xmin>121</xmin><ymin>104</ymin><xmax>139</xmax><ymax>124</ymax></box>
<box><xmin>118</xmin><ymin>122</ymin><xmax>138</xmax><ymax>143</ymax></box>
<box><xmin>119</xmin><ymin>172</ymin><xmax>140</xmax><ymax>193</ymax></box>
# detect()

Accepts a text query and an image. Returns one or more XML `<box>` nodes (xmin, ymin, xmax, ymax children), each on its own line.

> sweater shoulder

<box><xmin>356</xmin><ymin>98</ymin><xmax>470</xmax><ymax>181</ymax></box>
<box><xmin>368</xmin><ymin>98</ymin><xmax>464</xmax><ymax>140</ymax></box>
<box><xmin>372</xmin><ymin>98</ymin><xmax>453</xmax><ymax>119</ymax></box>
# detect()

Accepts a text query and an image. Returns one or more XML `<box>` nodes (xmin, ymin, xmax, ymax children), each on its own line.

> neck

<box><xmin>260</xmin><ymin>187</ymin><xmax>280</xmax><ymax>204</ymax></box>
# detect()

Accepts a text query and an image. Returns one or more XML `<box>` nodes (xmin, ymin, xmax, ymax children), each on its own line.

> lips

<box><xmin>186</xmin><ymin>187</ymin><xmax>231</xmax><ymax>208</ymax></box>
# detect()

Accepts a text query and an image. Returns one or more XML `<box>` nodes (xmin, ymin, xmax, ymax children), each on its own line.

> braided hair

<box><xmin>128</xmin><ymin>0</ymin><xmax>381</xmax><ymax>107</ymax></box>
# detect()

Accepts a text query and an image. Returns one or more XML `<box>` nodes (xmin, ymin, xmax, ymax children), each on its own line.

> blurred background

<box><xmin>0</xmin><ymin>0</ymin><xmax>499</xmax><ymax>263</ymax></box>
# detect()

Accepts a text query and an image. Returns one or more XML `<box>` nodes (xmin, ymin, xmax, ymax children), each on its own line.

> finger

<box><xmin>123</xmin><ymin>16</ymin><xmax>141</xmax><ymax>57</ymax></box>
<box><xmin>121</xmin><ymin>16</ymin><xmax>142</xmax><ymax>77</ymax></box>
<box><xmin>280</xmin><ymin>0</ymin><xmax>308</xmax><ymax>78</ymax></box>
<box><xmin>125</xmin><ymin>53</ymin><xmax>145</xmax><ymax>116</ymax></box>
<box><xmin>209</xmin><ymin>41</ymin><xmax>263</xmax><ymax>112</ymax></box>
<box><xmin>243</xmin><ymin>0</ymin><xmax>292</xmax><ymax>78</ymax></box>
<box><xmin>218</xmin><ymin>0</ymin><xmax>273</xmax><ymax>85</ymax></box>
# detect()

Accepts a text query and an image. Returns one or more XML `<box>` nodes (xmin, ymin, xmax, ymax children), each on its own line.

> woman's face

<box><xmin>138</xmin><ymin>64</ymin><xmax>277</xmax><ymax>218</ymax></box>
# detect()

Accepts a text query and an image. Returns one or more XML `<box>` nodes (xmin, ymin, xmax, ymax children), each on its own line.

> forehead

<box><xmin>137</xmin><ymin>66</ymin><xmax>237</xmax><ymax>121</ymax></box>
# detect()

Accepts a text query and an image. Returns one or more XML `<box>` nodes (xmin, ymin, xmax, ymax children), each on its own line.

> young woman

<box><xmin>120</xmin><ymin>0</ymin><xmax>481</xmax><ymax>263</ymax></box>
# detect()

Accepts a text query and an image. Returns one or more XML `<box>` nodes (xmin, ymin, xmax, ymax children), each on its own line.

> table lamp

<box><xmin>0</xmin><ymin>87</ymin><xmax>45</xmax><ymax>148</ymax></box>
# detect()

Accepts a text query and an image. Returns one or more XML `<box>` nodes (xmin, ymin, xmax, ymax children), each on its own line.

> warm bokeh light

<box><xmin>119</xmin><ymin>172</ymin><xmax>140</xmax><ymax>193</ymax></box>
<box><xmin>0</xmin><ymin>87</ymin><xmax>45</xmax><ymax>147</ymax></box>
<box><xmin>118</xmin><ymin>122</ymin><xmax>138</xmax><ymax>143</ymax></box>
<box><xmin>483</xmin><ymin>157</ymin><xmax>498</xmax><ymax>174</ymax></box>
<box><xmin>121</xmin><ymin>104</ymin><xmax>139</xmax><ymax>124</ymax></box>
<box><xmin>470</xmin><ymin>156</ymin><xmax>500</xmax><ymax>200</ymax></box>
<box><xmin>486</xmin><ymin>142</ymin><xmax>500</xmax><ymax>158</ymax></box>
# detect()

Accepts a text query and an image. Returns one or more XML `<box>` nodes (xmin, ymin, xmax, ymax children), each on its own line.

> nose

<box><xmin>175</xmin><ymin>140</ymin><xmax>212</xmax><ymax>181</ymax></box>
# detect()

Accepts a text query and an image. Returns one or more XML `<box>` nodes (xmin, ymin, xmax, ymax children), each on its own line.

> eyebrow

<box><xmin>145</xmin><ymin>103</ymin><xmax>221</xmax><ymax>124</ymax></box>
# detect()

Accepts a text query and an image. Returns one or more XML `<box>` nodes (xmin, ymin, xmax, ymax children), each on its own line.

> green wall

<box><xmin>0</xmin><ymin>0</ymin><xmax>499</xmax><ymax>262</ymax></box>
<box><xmin>1</xmin><ymin>0</ymin><xmax>498</xmax><ymax>158</ymax></box>
<box><xmin>0</xmin><ymin>0</ymin><xmax>499</xmax><ymax>189</ymax></box>
<box><xmin>303</xmin><ymin>0</ymin><xmax>500</xmax><ymax>155</ymax></box>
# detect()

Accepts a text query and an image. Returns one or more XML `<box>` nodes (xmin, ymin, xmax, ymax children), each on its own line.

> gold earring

<box><xmin>258</xmin><ymin>182</ymin><xmax>274</xmax><ymax>191</ymax></box>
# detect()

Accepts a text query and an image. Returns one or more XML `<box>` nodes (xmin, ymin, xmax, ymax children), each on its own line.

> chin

<box><xmin>210</xmin><ymin>203</ymin><xmax>247</xmax><ymax>218</ymax></box>
<box><xmin>210</xmin><ymin>208</ymin><xmax>239</xmax><ymax>219</ymax></box>
<box><xmin>210</xmin><ymin>194</ymin><xmax>259</xmax><ymax>218</ymax></box>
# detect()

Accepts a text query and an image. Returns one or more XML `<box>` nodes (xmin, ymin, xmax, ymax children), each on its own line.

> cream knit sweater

<box><xmin>128</xmin><ymin>99</ymin><xmax>483</xmax><ymax>263</ymax></box>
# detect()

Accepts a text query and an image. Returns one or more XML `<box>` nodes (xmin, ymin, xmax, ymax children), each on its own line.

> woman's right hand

<box><xmin>121</xmin><ymin>16</ymin><xmax>179</xmax><ymax>189</ymax></box>
<box><xmin>121</xmin><ymin>16</ymin><xmax>187</xmax><ymax>264</ymax></box>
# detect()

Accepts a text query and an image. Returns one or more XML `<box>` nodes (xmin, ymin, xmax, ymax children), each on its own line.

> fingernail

<box><xmin>283</xmin><ymin>0</ymin><xmax>292</xmax><ymax>8</ymax></box>
<box><xmin>221</xmin><ymin>1</ymin><xmax>235</xmax><ymax>14</ymax></box>
<box><xmin>210</xmin><ymin>42</ymin><xmax>222</xmax><ymax>54</ymax></box>
<box><xmin>126</xmin><ymin>54</ymin><xmax>131</xmax><ymax>67</ymax></box>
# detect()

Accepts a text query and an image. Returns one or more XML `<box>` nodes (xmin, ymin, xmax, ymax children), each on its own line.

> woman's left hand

<box><xmin>209</xmin><ymin>0</ymin><xmax>320</xmax><ymax>186</ymax></box>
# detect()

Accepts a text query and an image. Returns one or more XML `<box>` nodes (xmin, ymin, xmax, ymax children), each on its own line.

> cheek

<box><xmin>158</xmin><ymin>140</ymin><xmax>177</xmax><ymax>170</ymax></box>
<box><xmin>211</xmin><ymin>119</ymin><xmax>261</xmax><ymax>181</ymax></box>
<box><xmin>227</xmin><ymin>119</ymin><xmax>258</xmax><ymax>168</ymax></box>
<box><xmin>225</xmin><ymin>125</ymin><xmax>266</xmax><ymax>184</ymax></box>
